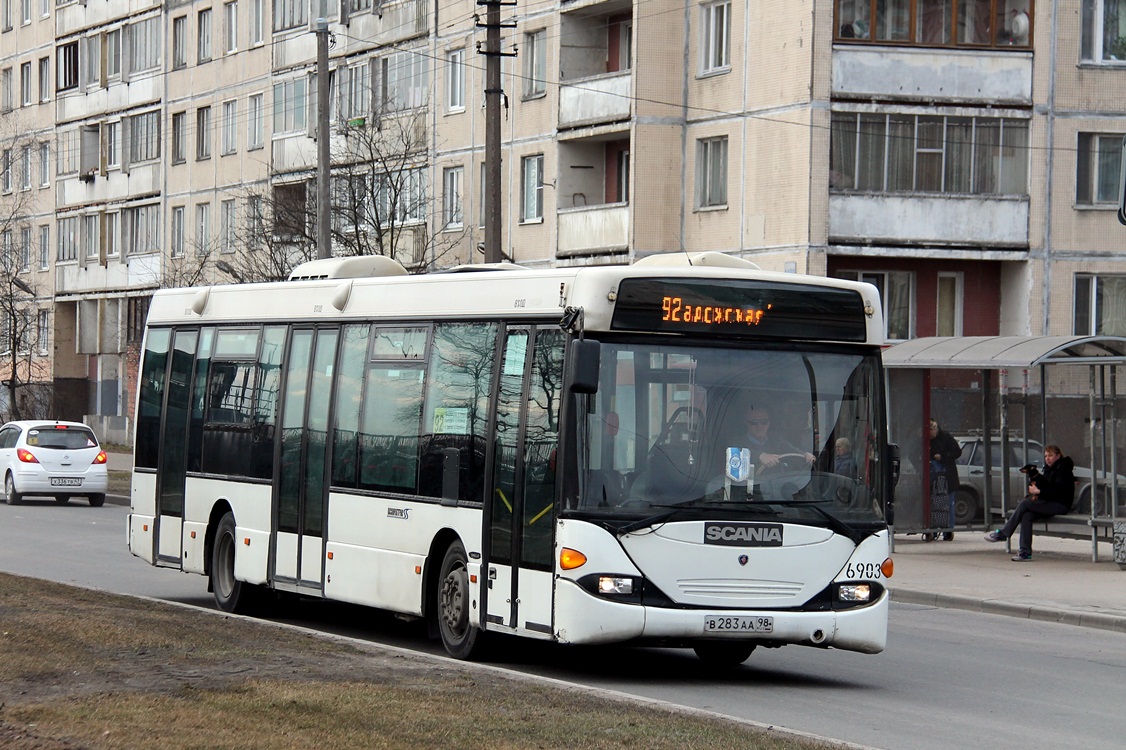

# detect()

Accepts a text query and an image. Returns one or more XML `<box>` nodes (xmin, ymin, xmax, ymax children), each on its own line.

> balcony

<box><xmin>55</xmin><ymin>253</ymin><xmax>161</xmax><ymax>296</ymax></box>
<box><xmin>558</xmin><ymin>72</ymin><xmax>632</xmax><ymax>130</ymax></box>
<box><xmin>557</xmin><ymin>203</ymin><xmax>629</xmax><ymax>257</ymax></box>
<box><xmin>828</xmin><ymin>193</ymin><xmax>1029</xmax><ymax>248</ymax></box>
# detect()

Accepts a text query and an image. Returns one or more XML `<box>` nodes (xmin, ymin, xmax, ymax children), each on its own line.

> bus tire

<box><xmin>211</xmin><ymin>512</ymin><xmax>258</xmax><ymax>615</ymax></box>
<box><xmin>437</xmin><ymin>540</ymin><xmax>484</xmax><ymax>660</ymax></box>
<box><xmin>692</xmin><ymin>642</ymin><xmax>756</xmax><ymax>667</ymax></box>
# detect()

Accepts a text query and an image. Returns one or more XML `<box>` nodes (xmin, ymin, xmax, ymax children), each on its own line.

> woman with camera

<box><xmin>984</xmin><ymin>445</ymin><xmax>1075</xmax><ymax>561</ymax></box>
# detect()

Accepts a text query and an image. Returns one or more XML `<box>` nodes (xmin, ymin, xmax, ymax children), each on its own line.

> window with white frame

<box><xmin>837</xmin><ymin>270</ymin><xmax>914</xmax><ymax>340</ymax></box>
<box><xmin>38</xmin><ymin>142</ymin><xmax>48</xmax><ymax>186</ymax></box>
<box><xmin>171</xmin><ymin>111</ymin><xmax>186</xmax><ymax>163</ymax></box>
<box><xmin>104</xmin><ymin>120</ymin><xmax>118</xmax><ymax>169</ymax></box>
<box><xmin>338</xmin><ymin>60</ymin><xmax>370</xmax><ymax>121</ymax></box>
<box><xmin>1075</xmin><ymin>274</ymin><xmax>1126</xmax><ymax>335</ymax></box>
<box><xmin>272</xmin><ymin>78</ymin><xmax>307</xmax><ymax>134</ymax></box>
<box><xmin>57</xmin><ymin>129</ymin><xmax>78</xmax><ymax>175</ymax></box>
<box><xmin>20</xmin><ymin>0</ymin><xmax>28</xmax><ymax>24</ymax></box>
<box><xmin>172</xmin><ymin>16</ymin><xmax>187</xmax><ymax>68</ymax></box>
<box><xmin>2</xmin><ymin>68</ymin><xmax>12</xmax><ymax>112</ymax></box>
<box><xmin>220</xmin><ymin>199</ymin><xmax>236</xmax><ymax>253</ymax></box>
<box><xmin>936</xmin><ymin>272</ymin><xmax>963</xmax><ymax>336</ymax></box>
<box><xmin>830</xmin><ymin>112</ymin><xmax>1029</xmax><ymax>195</ymax></box>
<box><xmin>38</xmin><ymin>0</ymin><xmax>45</xmax><ymax>18</ymax></box>
<box><xmin>700</xmin><ymin>0</ymin><xmax>731</xmax><ymax>74</ymax></box>
<box><xmin>38</xmin><ymin>225</ymin><xmax>48</xmax><ymax>269</ymax></box>
<box><xmin>1</xmin><ymin>149</ymin><xmax>10</xmax><ymax>192</ymax></box>
<box><xmin>447</xmin><ymin>49</ymin><xmax>464</xmax><ymax>111</ymax></box>
<box><xmin>1082</xmin><ymin>1</ymin><xmax>1126</xmax><ymax>62</ymax></box>
<box><xmin>37</xmin><ymin>310</ymin><xmax>48</xmax><ymax>355</ymax></box>
<box><xmin>20</xmin><ymin>62</ymin><xmax>31</xmax><ymax>106</ymax></box>
<box><xmin>696</xmin><ymin>136</ymin><xmax>728</xmax><ymax>208</ymax></box>
<box><xmin>443</xmin><ymin>166</ymin><xmax>463</xmax><ymax>228</ymax></box>
<box><xmin>105</xmin><ymin>28</ymin><xmax>121</xmax><ymax>78</ymax></box>
<box><xmin>248</xmin><ymin>93</ymin><xmax>263</xmax><ymax>148</ymax></box>
<box><xmin>222</xmin><ymin>100</ymin><xmax>237</xmax><ymax>154</ymax></box>
<box><xmin>198</xmin><ymin>9</ymin><xmax>212</xmax><ymax>62</ymax></box>
<box><xmin>376</xmin><ymin>168</ymin><xmax>426</xmax><ymax>224</ymax></box>
<box><xmin>382</xmin><ymin>50</ymin><xmax>427</xmax><ymax>112</ymax></box>
<box><xmin>171</xmin><ymin>206</ymin><xmax>185</xmax><ymax>257</ymax></box>
<box><xmin>524</xmin><ymin>30</ymin><xmax>546</xmax><ymax>97</ymax></box>
<box><xmin>273</xmin><ymin>0</ymin><xmax>306</xmax><ymax>32</ymax></box>
<box><xmin>197</xmin><ymin>106</ymin><xmax>212</xmax><ymax>159</ymax></box>
<box><xmin>81</xmin><ymin>37</ymin><xmax>100</xmax><ymax>88</ymax></box>
<box><xmin>195</xmin><ymin>202</ymin><xmax>211</xmax><ymax>253</ymax></box>
<box><xmin>57</xmin><ymin>216</ymin><xmax>78</xmax><ymax>261</ymax></box>
<box><xmin>123</xmin><ymin>204</ymin><xmax>159</xmax><ymax>255</ymax></box>
<box><xmin>20</xmin><ymin>145</ymin><xmax>30</xmax><ymax>189</ymax></box>
<box><xmin>129</xmin><ymin>110</ymin><xmax>160</xmax><ymax>163</ymax></box>
<box><xmin>105</xmin><ymin>211</ymin><xmax>118</xmax><ymax>257</ymax></box>
<box><xmin>250</xmin><ymin>0</ymin><xmax>263</xmax><ymax>44</ymax></box>
<box><xmin>38</xmin><ymin>57</ymin><xmax>48</xmax><ymax>102</ymax></box>
<box><xmin>83</xmin><ymin>214</ymin><xmax>99</xmax><ymax>259</ymax></box>
<box><xmin>224</xmin><ymin>1</ymin><xmax>238</xmax><ymax>54</ymax></box>
<box><xmin>20</xmin><ymin>227</ymin><xmax>30</xmax><ymax>271</ymax></box>
<box><xmin>1076</xmin><ymin>132</ymin><xmax>1123</xmax><ymax>205</ymax></box>
<box><xmin>520</xmin><ymin>154</ymin><xmax>544</xmax><ymax>222</ymax></box>
<box><xmin>129</xmin><ymin>17</ymin><xmax>161</xmax><ymax>72</ymax></box>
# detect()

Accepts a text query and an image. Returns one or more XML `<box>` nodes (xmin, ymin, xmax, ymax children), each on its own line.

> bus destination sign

<box><xmin>611</xmin><ymin>278</ymin><xmax>868</xmax><ymax>342</ymax></box>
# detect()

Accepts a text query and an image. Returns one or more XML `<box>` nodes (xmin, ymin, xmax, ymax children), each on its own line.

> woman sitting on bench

<box><xmin>984</xmin><ymin>445</ymin><xmax>1075</xmax><ymax>561</ymax></box>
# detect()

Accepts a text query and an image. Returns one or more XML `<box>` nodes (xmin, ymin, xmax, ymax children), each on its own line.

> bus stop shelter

<box><xmin>883</xmin><ymin>335</ymin><xmax>1126</xmax><ymax>558</ymax></box>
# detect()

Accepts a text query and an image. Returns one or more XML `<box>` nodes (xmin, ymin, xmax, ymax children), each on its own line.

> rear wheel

<box><xmin>692</xmin><ymin>642</ymin><xmax>756</xmax><ymax>667</ymax></box>
<box><xmin>88</xmin><ymin>494</ymin><xmax>105</xmax><ymax>507</ymax></box>
<box><xmin>1078</xmin><ymin>486</ymin><xmax>1110</xmax><ymax>516</ymax></box>
<box><xmin>5</xmin><ymin>474</ymin><xmax>21</xmax><ymax>505</ymax></box>
<box><xmin>436</xmin><ymin>540</ymin><xmax>484</xmax><ymax>659</ymax></box>
<box><xmin>55</xmin><ymin>495</ymin><xmax>70</xmax><ymax>505</ymax></box>
<box><xmin>210</xmin><ymin>512</ymin><xmax>259</xmax><ymax>615</ymax></box>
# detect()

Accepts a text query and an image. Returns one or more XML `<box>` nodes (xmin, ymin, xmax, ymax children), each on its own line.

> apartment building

<box><xmin>2</xmin><ymin>0</ymin><xmax>1126</xmax><ymax>434</ymax></box>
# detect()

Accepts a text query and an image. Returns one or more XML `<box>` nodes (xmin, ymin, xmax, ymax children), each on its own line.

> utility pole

<box><xmin>477</xmin><ymin>1</ymin><xmax>516</xmax><ymax>264</ymax></box>
<box><xmin>315</xmin><ymin>18</ymin><xmax>331</xmax><ymax>259</ymax></box>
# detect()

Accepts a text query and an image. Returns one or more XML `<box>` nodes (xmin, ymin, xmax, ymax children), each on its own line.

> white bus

<box><xmin>128</xmin><ymin>252</ymin><xmax>895</xmax><ymax>663</ymax></box>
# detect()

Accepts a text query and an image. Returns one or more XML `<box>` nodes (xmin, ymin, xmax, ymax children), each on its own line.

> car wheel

<box><xmin>692</xmin><ymin>642</ymin><xmax>756</xmax><ymax>667</ymax></box>
<box><xmin>1078</xmin><ymin>486</ymin><xmax>1110</xmax><ymax>516</ymax></box>
<box><xmin>4</xmin><ymin>473</ymin><xmax>21</xmax><ymax>505</ymax></box>
<box><xmin>88</xmin><ymin>494</ymin><xmax>105</xmax><ymax>507</ymax></box>
<box><xmin>954</xmin><ymin>487</ymin><xmax>979</xmax><ymax>525</ymax></box>
<box><xmin>436</xmin><ymin>540</ymin><xmax>485</xmax><ymax>660</ymax></box>
<box><xmin>55</xmin><ymin>495</ymin><xmax>70</xmax><ymax>504</ymax></box>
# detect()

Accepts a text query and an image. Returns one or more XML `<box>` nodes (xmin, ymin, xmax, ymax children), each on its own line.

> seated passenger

<box><xmin>833</xmin><ymin>437</ymin><xmax>857</xmax><ymax>480</ymax></box>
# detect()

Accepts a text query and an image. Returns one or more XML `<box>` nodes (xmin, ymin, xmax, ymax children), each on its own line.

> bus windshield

<box><xmin>572</xmin><ymin>340</ymin><xmax>886</xmax><ymax>528</ymax></box>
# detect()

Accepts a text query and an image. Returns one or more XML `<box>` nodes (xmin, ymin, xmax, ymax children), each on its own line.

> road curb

<box><xmin>891</xmin><ymin>587</ymin><xmax>1126</xmax><ymax>634</ymax></box>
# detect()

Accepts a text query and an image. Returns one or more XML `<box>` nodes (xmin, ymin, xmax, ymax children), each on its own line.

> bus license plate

<box><xmin>704</xmin><ymin>616</ymin><xmax>773</xmax><ymax>633</ymax></box>
<box><xmin>50</xmin><ymin>478</ymin><xmax>82</xmax><ymax>487</ymax></box>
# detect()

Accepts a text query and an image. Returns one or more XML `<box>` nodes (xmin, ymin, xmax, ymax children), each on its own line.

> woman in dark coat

<box><xmin>929</xmin><ymin>420</ymin><xmax>961</xmax><ymax>535</ymax></box>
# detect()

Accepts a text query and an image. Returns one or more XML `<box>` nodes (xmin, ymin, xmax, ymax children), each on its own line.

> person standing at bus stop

<box><xmin>929</xmin><ymin>420</ymin><xmax>960</xmax><ymax>539</ymax></box>
<box><xmin>985</xmin><ymin>445</ymin><xmax>1075</xmax><ymax>561</ymax></box>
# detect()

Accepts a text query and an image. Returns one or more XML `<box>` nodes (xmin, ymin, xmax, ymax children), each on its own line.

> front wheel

<box><xmin>4</xmin><ymin>474</ymin><xmax>21</xmax><ymax>505</ymax></box>
<box><xmin>436</xmin><ymin>540</ymin><xmax>484</xmax><ymax>659</ymax></box>
<box><xmin>210</xmin><ymin>512</ymin><xmax>259</xmax><ymax>615</ymax></box>
<box><xmin>88</xmin><ymin>494</ymin><xmax>105</xmax><ymax>507</ymax></box>
<box><xmin>693</xmin><ymin>642</ymin><xmax>756</xmax><ymax>667</ymax></box>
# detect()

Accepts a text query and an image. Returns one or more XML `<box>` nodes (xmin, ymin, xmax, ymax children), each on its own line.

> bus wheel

<box><xmin>211</xmin><ymin>512</ymin><xmax>257</xmax><ymax>615</ymax></box>
<box><xmin>437</xmin><ymin>541</ymin><xmax>483</xmax><ymax>659</ymax></box>
<box><xmin>692</xmin><ymin>642</ymin><xmax>756</xmax><ymax>667</ymax></box>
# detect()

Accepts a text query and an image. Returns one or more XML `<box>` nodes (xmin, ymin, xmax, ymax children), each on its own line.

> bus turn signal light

<box><xmin>559</xmin><ymin>547</ymin><xmax>587</xmax><ymax>570</ymax></box>
<box><xmin>881</xmin><ymin>558</ymin><xmax>894</xmax><ymax>578</ymax></box>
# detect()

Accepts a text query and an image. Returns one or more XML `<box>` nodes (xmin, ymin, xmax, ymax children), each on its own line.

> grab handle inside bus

<box><xmin>569</xmin><ymin>339</ymin><xmax>601</xmax><ymax>394</ymax></box>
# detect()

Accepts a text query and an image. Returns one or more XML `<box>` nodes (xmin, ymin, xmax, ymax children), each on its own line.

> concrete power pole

<box><xmin>478</xmin><ymin>1</ymin><xmax>515</xmax><ymax>264</ymax></box>
<box><xmin>315</xmin><ymin>18</ymin><xmax>331</xmax><ymax>260</ymax></box>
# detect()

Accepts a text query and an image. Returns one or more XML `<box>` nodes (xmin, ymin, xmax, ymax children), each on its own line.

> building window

<box><xmin>700</xmin><ymin>1</ymin><xmax>731</xmax><ymax>74</ymax></box>
<box><xmin>2</xmin><ymin>67</ymin><xmax>13</xmax><ymax>112</ymax></box>
<box><xmin>220</xmin><ymin>199</ymin><xmax>236</xmax><ymax>253</ymax></box>
<box><xmin>836</xmin><ymin>0</ymin><xmax>1030</xmax><ymax>48</ymax></box>
<box><xmin>38</xmin><ymin>57</ymin><xmax>48</xmax><ymax>102</ymax></box>
<box><xmin>443</xmin><ymin>166</ymin><xmax>463</xmax><ymax>228</ymax></box>
<box><xmin>105</xmin><ymin>121</ymin><xmax>118</xmax><ymax>169</ymax></box>
<box><xmin>171</xmin><ymin>111</ymin><xmax>186</xmax><ymax>164</ymax></box>
<box><xmin>1</xmin><ymin>149</ymin><xmax>10</xmax><ymax>192</ymax></box>
<box><xmin>696</xmin><ymin>136</ymin><xmax>728</xmax><ymax>208</ymax></box>
<box><xmin>273</xmin><ymin>0</ymin><xmax>307</xmax><ymax>32</ymax></box>
<box><xmin>338</xmin><ymin>61</ymin><xmax>371</xmax><ymax>121</ymax></box>
<box><xmin>20</xmin><ymin>227</ymin><xmax>30</xmax><ymax>271</ymax></box>
<box><xmin>1075</xmin><ymin>274</ymin><xmax>1126</xmax><ymax>335</ymax></box>
<box><xmin>248</xmin><ymin>93</ymin><xmax>264</xmax><ymax>149</ymax></box>
<box><xmin>38</xmin><ymin>142</ymin><xmax>48</xmax><ymax>186</ymax></box>
<box><xmin>382</xmin><ymin>50</ymin><xmax>428</xmax><ymax>112</ymax></box>
<box><xmin>127</xmin><ymin>298</ymin><xmax>150</xmax><ymax>344</ymax></box>
<box><xmin>20</xmin><ymin>145</ymin><xmax>30</xmax><ymax>189</ymax></box>
<box><xmin>83</xmin><ymin>214</ymin><xmax>99</xmax><ymax>260</ymax></box>
<box><xmin>195</xmin><ymin>202</ymin><xmax>211</xmax><ymax>253</ymax></box>
<box><xmin>57</xmin><ymin>216</ymin><xmax>78</xmax><ymax>262</ymax></box>
<box><xmin>250</xmin><ymin>0</ymin><xmax>263</xmax><ymax>44</ymax></box>
<box><xmin>123</xmin><ymin>204</ymin><xmax>159</xmax><ymax>255</ymax></box>
<box><xmin>129</xmin><ymin>110</ymin><xmax>161</xmax><ymax>163</ymax></box>
<box><xmin>520</xmin><ymin>154</ymin><xmax>544</xmax><ymax>222</ymax></box>
<box><xmin>447</xmin><ymin>49</ymin><xmax>464</xmax><ymax>111</ymax></box>
<box><xmin>1082</xmin><ymin>0</ymin><xmax>1126</xmax><ymax>62</ymax></box>
<box><xmin>19</xmin><ymin>61</ymin><xmax>31</xmax><ymax>106</ymax></box>
<box><xmin>838</xmin><ymin>270</ymin><xmax>914</xmax><ymax>340</ymax></box>
<box><xmin>524</xmin><ymin>30</ymin><xmax>546</xmax><ymax>97</ymax></box>
<box><xmin>222</xmin><ymin>100</ymin><xmax>238</xmax><ymax>154</ymax></box>
<box><xmin>20</xmin><ymin>0</ymin><xmax>28</xmax><ymax>24</ymax></box>
<box><xmin>830</xmin><ymin>112</ymin><xmax>1029</xmax><ymax>195</ymax></box>
<box><xmin>198</xmin><ymin>9</ymin><xmax>212</xmax><ymax>63</ymax></box>
<box><xmin>376</xmin><ymin>168</ymin><xmax>427</xmax><ymax>225</ymax></box>
<box><xmin>272</xmin><ymin>78</ymin><xmax>306</xmax><ymax>134</ymax></box>
<box><xmin>172</xmin><ymin>16</ymin><xmax>187</xmax><ymax>69</ymax></box>
<box><xmin>171</xmin><ymin>206</ymin><xmax>185</xmax><ymax>257</ymax></box>
<box><xmin>38</xmin><ymin>225</ymin><xmax>48</xmax><ymax>269</ymax></box>
<box><xmin>197</xmin><ymin>106</ymin><xmax>212</xmax><ymax>159</ymax></box>
<box><xmin>128</xmin><ymin>17</ymin><xmax>161</xmax><ymax>72</ymax></box>
<box><xmin>105</xmin><ymin>211</ymin><xmax>118</xmax><ymax>257</ymax></box>
<box><xmin>1076</xmin><ymin>132</ymin><xmax>1122</xmax><ymax>205</ymax></box>
<box><xmin>105</xmin><ymin>28</ymin><xmax>121</xmax><ymax>78</ymax></box>
<box><xmin>936</xmin><ymin>272</ymin><xmax>963</xmax><ymax>336</ymax></box>
<box><xmin>224</xmin><ymin>1</ymin><xmax>238</xmax><ymax>54</ymax></box>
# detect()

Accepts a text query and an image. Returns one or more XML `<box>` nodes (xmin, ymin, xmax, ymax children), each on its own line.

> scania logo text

<box><xmin>703</xmin><ymin>522</ymin><xmax>783</xmax><ymax>547</ymax></box>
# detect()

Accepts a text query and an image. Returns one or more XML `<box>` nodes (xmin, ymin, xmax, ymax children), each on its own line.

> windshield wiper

<box><xmin>611</xmin><ymin>502</ymin><xmax>780</xmax><ymax>536</ymax></box>
<box><xmin>765</xmin><ymin>500</ymin><xmax>870</xmax><ymax>545</ymax></box>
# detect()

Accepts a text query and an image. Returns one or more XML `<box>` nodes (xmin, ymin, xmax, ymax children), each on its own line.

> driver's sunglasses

<box><xmin>748</xmin><ymin>419</ymin><xmax>770</xmax><ymax>426</ymax></box>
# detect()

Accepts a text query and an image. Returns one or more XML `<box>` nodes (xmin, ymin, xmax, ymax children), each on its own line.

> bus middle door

<box><xmin>486</xmin><ymin>326</ymin><xmax>563</xmax><ymax>637</ymax></box>
<box><xmin>154</xmin><ymin>328</ymin><xmax>199</xmax><ymax>567</ymax></box>
<box><xmin>272</xmin><ymin>326</ymin><xmax>339</xmax><ymax>593</ymax></box>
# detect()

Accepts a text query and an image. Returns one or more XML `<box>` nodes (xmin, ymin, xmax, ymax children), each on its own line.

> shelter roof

<box><xmin>882</xmin><ymin>336</ymin><xmax>1126</xmax><ymax>369</ymax></box>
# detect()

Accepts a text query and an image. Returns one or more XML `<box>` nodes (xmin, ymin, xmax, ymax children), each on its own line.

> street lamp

<box><xmin>215</xmin><ymin>261</ymin><xmax>245</xmax><ymax>284</ymax></box>
<box><xmin>10</xmin><ymin>276</ymin><xmax>33</xmax><ymax>296</ymax></box>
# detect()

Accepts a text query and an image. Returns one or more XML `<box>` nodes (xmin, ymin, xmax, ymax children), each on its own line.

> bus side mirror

<box><xmin>568</xmin><ymin>339</ymin><xmax>600</xmax><ymax>394</ymax></box>
<box><xmin>889</xmin><ymin>444</ymin><xmax>900</xmax><ymax>487</ymax></box>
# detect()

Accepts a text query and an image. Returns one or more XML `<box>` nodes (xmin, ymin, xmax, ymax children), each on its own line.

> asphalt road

<box><xmin>3</xmin><ymin>500</ymin><xmax>1124</xmax><ymax>750</ymax></box>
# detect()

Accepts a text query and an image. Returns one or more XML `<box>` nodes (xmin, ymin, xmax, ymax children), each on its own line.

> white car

<box><xmin>953</xmin><ymin>436</ymin><xmax>1125</xmax><ymax>523</ymax></box>
<box><xmin>0</xmin><ymin>420</ymin><xmax>108</xmax><ymax>507</ymax></box>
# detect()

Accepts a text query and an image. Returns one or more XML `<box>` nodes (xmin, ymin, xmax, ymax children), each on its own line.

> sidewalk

<box><xmin>889</xmin><ymin>531</ymin><xmax>1126</xmax><ymax>633</ymax></box>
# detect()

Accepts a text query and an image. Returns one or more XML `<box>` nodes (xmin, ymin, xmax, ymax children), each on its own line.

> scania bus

<box><xmin>128</xmin><ymin>252</ymin><xmax>895</xmax><ymax>663</ymax></box>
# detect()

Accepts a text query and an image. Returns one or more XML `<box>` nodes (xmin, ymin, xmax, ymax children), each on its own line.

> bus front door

<box><xmin>486</xmin><ymin>327</ymin><xmax>563</xmax><ymax>637</ymax></box>
<box><xmin>272</xmin><ymin>327</ymin><xmax>338</xmax><ymax>593</ymax></box>
<box><xmin>154</xmin><ymin>329</ymin><xmax>198</xmax><ymax>566</ymax></box>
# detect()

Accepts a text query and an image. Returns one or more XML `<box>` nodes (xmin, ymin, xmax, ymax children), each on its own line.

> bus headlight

<box><xmin>838</xmin><ymin>584</ymin><xmax>872</xmax><ymax>603</ymax></box>
<box><xmin>597</xmin><ymin>576</ymin><xmax>634</xmax><ymax>595</ymax></box>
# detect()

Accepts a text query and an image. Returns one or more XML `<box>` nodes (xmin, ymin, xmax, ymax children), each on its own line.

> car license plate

<box><xmin>50</xmin><ymin>478</ymin><xmax>83</xmax><ymax>487</ymax></box>
<box><xmin>704</xmin><ymin>615</ymin><xmax>773</xmax><ymax>633</ymax></box>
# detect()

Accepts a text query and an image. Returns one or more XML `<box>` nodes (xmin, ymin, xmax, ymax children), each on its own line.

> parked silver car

<box><xmin>0</xmin><ymin>421</ymin><xmax>108</xmax><ymax>506</ymax></box>
<box><xmin>952</xmin><ymin>436</ymin><xmax>1125</xmax><ymax>524</ymax></box>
